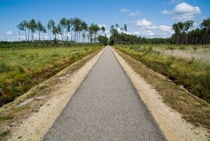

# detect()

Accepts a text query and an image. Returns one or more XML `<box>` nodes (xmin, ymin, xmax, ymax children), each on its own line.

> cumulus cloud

<box><xmin>136</xmin><ymin>19</ymin><xmax>153</xmax><ymax>27</ymax></box>
<box><xmin>173</xmin><ymin>2</ymin><xmax>201</xmax><ymax>21</ymax></box>
<box><xmin>120</xmin><ymin>8</ymin><xmax>141</xmax><ymax>16</ymax></box>
<box><xmin>136</xmin><ymin>19</ymin><xmax>157</xmax><ymax>29</ymax></box>
<box><xmin>135</xmin><ymin>19</ymin><xmax>173</xmax><ymax>38</ymax></box>
<box><xmin>5</xmin><ymin>31</ymin><xmax>13</xmax><ymax>35</ymax></box>
<box><xmin>162</xmin><ymin>2</ymin><xmax>201</xmax><ymax>21</ymax></box>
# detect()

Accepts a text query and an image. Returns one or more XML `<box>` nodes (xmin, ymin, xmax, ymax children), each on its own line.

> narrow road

<box><xmin>44</xmin><ymin>47</ymin><xmax>166</xmax><ymax>141</ymax></box>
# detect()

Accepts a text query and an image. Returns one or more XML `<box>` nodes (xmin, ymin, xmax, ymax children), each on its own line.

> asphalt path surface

<box><xmin>44</xmin><ymin>47</ymin><xmax>166</xmax><ymax>141</ymax></box>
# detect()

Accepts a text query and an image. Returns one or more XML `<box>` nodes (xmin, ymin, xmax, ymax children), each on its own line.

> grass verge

<box><xmin>0</xmin><ymin>46</ymin><xmax>101</xmax><ymax>106</ymax></box>
<box><xmin>114</xmin><ymin>48</ymin><xmax>210</xmax><ymax>129</ymax></box>
<box><xmin>0</xmin><ymin>48</ymin><xmax>102</xmax><ymax>140</ymax></box>
<box><xmin>114</xmin><ymin>45</ymin><xmax>210</xmax><ymax>103</ymax></box>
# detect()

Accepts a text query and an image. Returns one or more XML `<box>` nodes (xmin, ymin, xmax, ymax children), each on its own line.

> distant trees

<box><xmin>200</xmin><ymin>18</ymin><xmax>210</xmax><ymax>44</ymax></box>
<box><xmin>17</xmin><ymin>18</ymin><xmax>103</xmax><ymax>43</ymax></box>
<box><xmin>88</xmin><ymin>24</ymin><xmax>101</xmax><ymax>43</ymax></box>
<box><xmin>28</xmin><ymin>19</ymin><xmax>37</xmax><ymax>41</ymax></box>
<box><xmin>124</xmin><ymin>24</ymin><xmax>127</xmax><ymax>31</ymax></box>
<box><xmin>98</xmin><ymin>35</ymin><xmax>108</xmax><ymax>45</ymax></box>
<box><xmin>109</xmin><ymin>18</ymin><xmax>210</xmax><ymax>45</ymax></box>
<box><xmin>47</xmin><ymin>19</ymin><xmax>55</xmax><ymax>40</ymax></box>
<box><xmin>17</xmin><ymin>17</ymin><xmax>210</xmax><ymax>45</ymax></box>
<box><xmin>36</xmin><ymin>21</ymin><xmax>46</xmax><ymax>41</ymax></box>
<box><xmin>52</xmin><ymin>24</ymin><xmax>61</xmax><ymax>41</ymax></box>
<box><xmin>17</xmin><ymin>20</ymin><xmax>28</xmax><ymax>41</ymax></box>
<box><xmin>109</xmin><ymin>24</ymin><xmax>171</xmax><ymax>44</ymax></box>
<box><xmin>171</xmin><ymin>18</ymin><xmax>210</xmax><ymax>44</ymax></box>
<box><xmin>17</xmin><ymin>21</ymin><xmax>25</xmax><ymax>41</ymax></box>
<box><xmin>172</xmin><ymin>20</ymin><xmax>193</xmax><ymax>44</ymax></box>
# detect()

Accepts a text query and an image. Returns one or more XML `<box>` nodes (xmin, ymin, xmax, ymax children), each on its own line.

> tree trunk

<box><xmin>75</xmin><ymin>31</ymin><xmax>77</xmax><ymax>42</ymax></box>
<box><xmin>39</xmin><ymin>31</ymin><xmax>40</xmax><ymax>41</ymax></box>
<box><xmin>66</xmin><ymin>30</ymin><xmax>68</xmax><ymax>41</ymax></box>
<box><xmin>31</xmin><ymin>31</ymin><xmax>33</xmax><ymax>41</ymax></box>
<box><xmin>18</xmin><ymin>30</ymin><xmax>20</xmax><ymax>41</ymax></box>
<box><xmin>25</xmin><ymin>30</ymin><xmax>27</xmax><ymax>41</ymax></box>
<box><xmin>28</xmin><ymin>30</ymin><xmax>30</xmax><ymax>41</ymax></box>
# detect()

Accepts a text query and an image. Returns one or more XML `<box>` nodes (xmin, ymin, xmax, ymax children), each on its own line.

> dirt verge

<box><xmin>112</xmin><ymin>47</ymin><xmax>209</xmax><ymax>141</ymax></box>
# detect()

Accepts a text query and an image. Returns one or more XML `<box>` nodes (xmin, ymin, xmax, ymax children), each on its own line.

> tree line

<box><xmin>171</xmin><ymin>18</ymin><xmax>210</xmax><ymax>44</ymax></box>
<box><xmin>109</xmin><ymin>24</ymin><xmax>170</xmax><ymax>44</ymax></box>
<box><xmin>108</xmin><ymin>18</ymin><xmax>210</xmax><ymax>45</ymax></box>
<box><xmin>17</xmin><ymin>17</ymin><xmax>210</xmax><ymax>45</ymax></box>
<box><xmin>17</xmin><ymin>18</ymin><xmax>106</xmax><ymax>43</ymax></box>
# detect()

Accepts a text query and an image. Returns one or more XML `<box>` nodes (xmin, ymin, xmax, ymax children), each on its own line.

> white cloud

<box><xmin>120</xmin><ymin>8</ymin><xmax>130</xmax><ymax>13</ymax></box>
<box><xmin>173</xmin><ymin>2</ymin><xmax>201</xmax><ymax>21</ymax></box>
<box><xmin>129</xmin><ymin>11</ymin><xmax>141</xmax><ymax>16</ymax></box>
<box><xmin>162</xmin><ymin>2</ymin><xmax>201</xmax><ymax>21</ymax></box>
<box><xmin>5</xmin><ymin>31</ymin><xmax>13</xmax><ymax>35</ymax></box>
<box><xmin>120</xmin><ymin>8</ymin><xmax>141</xmax><ymax>16</ymax></box>
<box><xmin>174</xmin><ymin>2</ymin><xmax>201</xmax><ymax>14</ymax></box>
<box><xmin>143</xmin><ymin>30</ymin><xmax>156</xmax><ymax>36</ymax></box>
<box><xmin>135</xmin><ymin>19</ymin><xmax>173</xmax><ymax>38</ymax></box>
<box><xmin>136</xmin><ymin>19</ymin><xmax>153</xmax><ymax>27</ymax></box>
<box><xmin>161</xmin><ymin>9</ymin><xmax>171</xmax><ymax>14</ymax></box>
<box><xmin>136</xmin><ymin>19</ymin><xmax>157</xmax><ymax>29</ymax></box>
<box><xmin>159</xmin><ymin>25</ymin><xmax>172</xmax><ymax>33</ymax></box>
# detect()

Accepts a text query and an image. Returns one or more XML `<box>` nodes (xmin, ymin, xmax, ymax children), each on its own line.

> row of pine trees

<box><xmin>17</xmin><ymin>17</ymin><xmax>210</xmax><ymax>44</ymax></box>
<box><xmin>171</xmin><ymin>18</ymin><xmax>210</xmax><ymax>44</ymax></box>
<box><xmin>17</xmin><ymin>18</ymin><xmax>106</xmax><ymax>43</ymax></box>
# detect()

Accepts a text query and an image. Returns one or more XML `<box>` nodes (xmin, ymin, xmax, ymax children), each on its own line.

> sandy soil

<box><xmin>7</xmin><ymin>49</ymin><xmax>104</xmax><ymax>141</ymax></box>
<box><xmin>112</xmin><ymin>47</ymin><xmax>208</xmax><ymax>141</ymax></box>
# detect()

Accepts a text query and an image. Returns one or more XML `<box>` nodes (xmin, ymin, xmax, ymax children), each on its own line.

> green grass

<box><xmin>114</xmin><ymin>44</ymin><xmax>210</xmax><ymax>103</ymax></box>
<box><xmin>0</xmin><ymin>46</ymin><xmax>101</xmax><ymax>106</ymax></box>
<box><xmin>114</xmin><ymin>48</ymin><xmax>210</xmax><ymax>128</ymax></box>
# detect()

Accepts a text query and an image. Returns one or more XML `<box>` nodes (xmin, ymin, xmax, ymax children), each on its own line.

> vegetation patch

<box><xmin>0</xmin><ymin>49</ymin><xmax>101</xmax><ymax>140</ymax></box>
<box><xmin>0</xmin><ymin>130</ymin><xmax>10</xmax><ymax>137</ymax></box>
<box><xmin>114</xmin><ymin>48</ymin><xmax>210</xmax><ymax>128</ymax></box>
<box><xmin>115</xmin><ymin>45</ymin><xmax>210</xmax><ymax>103</ymax></box>
<box><xmin>0</xmin><ymin>46</ymin><xmax>101</xmax><ymax>106</ymax></box>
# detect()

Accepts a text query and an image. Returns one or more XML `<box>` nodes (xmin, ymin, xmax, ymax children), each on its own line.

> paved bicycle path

<box><xmin>44</xmin><ymin>47</ymin><xmax>166</xmax><ymax>141</ymax></box>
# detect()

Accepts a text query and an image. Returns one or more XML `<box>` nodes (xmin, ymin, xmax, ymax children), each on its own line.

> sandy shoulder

<box><xmin>112</xmin><ymin>47</ymin><xmax>208</xmax><ymax>141</ymax></box>
<box><xmin>7</xmin><ymin>48</ymin><xmax>104</xmax><ymax>141</ymax></box>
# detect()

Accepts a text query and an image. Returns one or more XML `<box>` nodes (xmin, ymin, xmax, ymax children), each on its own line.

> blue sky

<box><xmin>0</xmin><ymin>0</ymin><xmax>209</xmax><ymax>40</ymax></box>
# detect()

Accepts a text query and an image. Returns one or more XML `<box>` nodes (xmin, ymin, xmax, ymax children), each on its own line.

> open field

<box><xmin>114</xmin><ymin>46</ymin><xmax>210</xmax><ymax>130</ymax></box>
<box><xmin>114</xmin><ymin>44</ymin><xmax>210</xmax><ymax>103</ymax></box>
<box><xmin>0</xmin><ymin>49</ymin><xmax>102</xmax><ymax>140</ymax></box>
<box><xmin>0</xmin><ymin>46</ymin><xmax>101</xmax><ymax>106</ymax></box>
<box><xmin>153</xmin><ymin>44</ymin><xmax>210</xmax><ymax>63</ymax></box>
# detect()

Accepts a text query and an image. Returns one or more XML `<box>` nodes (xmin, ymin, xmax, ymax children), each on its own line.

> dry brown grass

<box><xmin>154</xmin><ymin>47</ymin><xmax>210</xmax><ymax>63</ymax></box>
